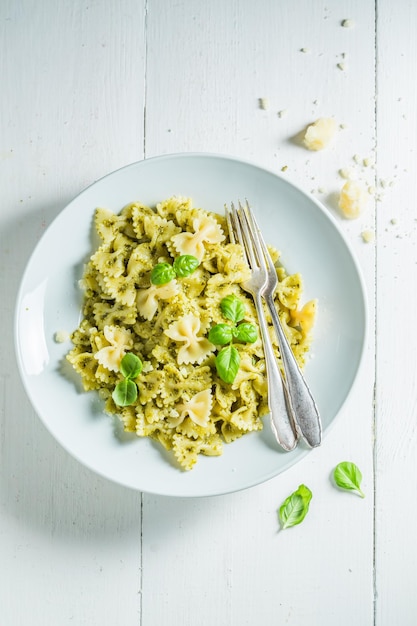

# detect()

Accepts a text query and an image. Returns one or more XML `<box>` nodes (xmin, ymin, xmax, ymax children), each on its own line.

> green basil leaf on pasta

<box><xmin>220</xmin><ymin>294</ymin><xmax>246</xmax><ymax>323</ymax></box>
<box><xmin>215</xmin><ymin>345</ymin><xmax>240</xmax><ymax>384</ymax></box>
<box><xmin>120</xmin><ymin>352</ymin><xmax>142</xmax><ymax>379</ymax></box>
<box><xmin>112</xmin><ymin>379</ymin><xmax>138</xmax><ymax>406</ymax></box>
<box><xmin>173</xmin><ymin>254</ymin><xmax>199</xmax><ymax>277</ymax></box>
<box><xmin>333</xmin><ymin>461</ymin><xmax>365</xmax><ymax>498</ymax></box>
<box><xmin>279</xmin><ymin>484</ymin><xmax>312</xmax><ymax>530</ymax></box>
<box><xmin>233</xmin><ymin>322</ymin><xmax>258</xmax><ymax>343</ymax></box>
<box><xmin>150</xmin><ymin>263</ymin><xmax>176</xmax><ymax>285</ymax></box>
<box><xmin>208</xmin><ymin>324</ymin><xmax>234</xmax><ymax>346</ymax></box>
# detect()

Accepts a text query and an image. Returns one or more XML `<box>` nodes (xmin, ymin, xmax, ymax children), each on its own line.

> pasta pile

<box><xmin>67</xmin><ymin>197</ymin><xmax>316</xmax><ymax>470</ymax></box>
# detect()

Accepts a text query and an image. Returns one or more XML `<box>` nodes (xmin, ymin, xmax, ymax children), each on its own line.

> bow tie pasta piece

<box><xmin>93</xmin><ymin>325</ymin><xmax>133</xmax><ymax>372</ymax></box>
<box><xmin>275</xmin><ymin>273</ymin><xmax>303</xmax><ymax>310</ymax></box>
<box><xmin>95</xmin><ymin>207</ymin><xmax>132</xmax><ymax>243</ymax></box>
<box><xmin>143</xmin><ymin>214</ymin><xmax>181</xmax><ymax>250</ymax></box>
<box><xmin>136</xmin><ymin>280</ymin><xmax>180</xmax><ymax>321</ymax></box>
<box><xmin>171</xmin><ymin>215</ymin><xmax>225</xmax><ymax>262</ymax></box>
<box><xmin>126</xmin><ymin>243</ymin><xmax>155</xmax><ymax>277</ymax></box>
<box><xmin>290</xmin><ymin>299</ymin><xmax>317</xmax><ymax>335</ymax></box>
<box><xmin>102</xmin><ymin>275</ymin><xmax>137</xmax><ymax>307</ymax></box>
<box><xmin>129</xmin><ymin>202</ymin><xmax>155</xmax><ymax>239</ymax></box>
<box><xmin>164</xmin><ymin>313</ymin><xmax>216</xmax><ymax>365</ymax></box>
<box><xmin>91</xmin><ymin>243</ymin><xmax>126</xmax><ymax>279</ymax></box>
<box><xmin>176</xmin><ymin>388</ymin><xmax>213</xmax><ymax>428</ymax></box>
<box><xmin>172</xmin><ymin>432</ymin><xmax>223</xmax><ymax>471</ymax></box>
<box><xmin>92</xmin><ymin>301</ymin><xmax>137</xmax><ymax>330</ymax></box>
<box><xmin>155</xmin><ymin>196</ymin><xmax>193</xmax><ymax>221</ymax></box>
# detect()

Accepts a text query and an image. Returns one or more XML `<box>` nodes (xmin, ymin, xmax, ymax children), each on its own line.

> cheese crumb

<box><xmin>361</xmin><ymin>229</ymin><xmax>375</xmax><ymax>243</ymax></box>
<box><xmin>341</xmin><ymin>19</ymin><xmax>354</xmax><ymax>28</ymax></box>
<box><xmin>338</xmin><ymin>180</ymin><xmax>368</xmax><ymax>219</ymax></box>
<box><xmin>54</xmin><ymin>330</ymin><xmax>70</xmax><ymax>343</ymax></box>
<box><xmin>337</xmin><ymin>62</ymin><xmax>346</xmax><ymax>71</ymax></box>
<box><xmin>363</xmin><ymin>157</ymin><xmax>374</xmax><ymax>168</ymax></box>
<box><xmin>300</xmin><ymin>48</ymin><xmax>310</xmax><ymax>53</ymax></box>
<box><xmin>281</xmin><ymin>165</ymin><xmax>288</xmax><ymax>172</ymax></box>
<box><xmin>339</xmin><ymin>167</ymin><xmax>355</xmax><ymax>180</ymax></box>
<box><xmin>278</xmin><ymin>109</ymin><xmax>288</xmax><ymax>118</ymax></box>
<box><xmin>303</xmin><ymin>118</ymin><xmax>337</xmax><ymax>151</ymax></box>
<box><xmin>259</xmin><ymin>97</ymin><xmax>270</xmax><ymax>110</ymax></box>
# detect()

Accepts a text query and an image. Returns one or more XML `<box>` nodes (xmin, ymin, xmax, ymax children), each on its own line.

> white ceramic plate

<box><xmin>15</xmin><ymin>153</ymin><xmax>367</xmax><ymax>497</ymax></box>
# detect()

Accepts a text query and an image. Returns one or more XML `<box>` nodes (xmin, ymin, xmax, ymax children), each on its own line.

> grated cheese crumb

<box><xmin>259</xmin><ymin>97</ymin><xmax>270</xmax><ymax>110</ymax></box>
<box><xmin>54</xmin><ymin>330</ymin><xmax>70</xmax><ymax>343</ymax></box>
<box><xmin>361</xmin><ymin>229</ymin><xmax>375</xmax><ymax>243</ymax></box>
<box><xmin>341</xmin><ymin>19</ymin><xmax>355</xmax><ymax>28</ymax></box>
<box><xmin>278</xmin><ymin>109</ymin><xmax>288</xmax><ymax>118</ymax></box>
<box><xmin>363</xmin><ymin>157</ymin><xmax>374</xmax><ymax>168</ymax></box>
<box><xmin>339</xmin><ymin>167</ymin><xmax>355</xmax><ymax>180</ymax></box>
<box><xmin>337</xmin><ymin>62</ymin><xmax>347</xmax><ymax>71</ymax></box>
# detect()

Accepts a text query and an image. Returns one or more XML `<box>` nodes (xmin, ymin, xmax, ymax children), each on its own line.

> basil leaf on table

<box><xmin>220</xmin><ymin>294</ymin><xmax>246</xmax><ymax>323</ymax></box>
<box><xmin>112</xmin><ymin>379</ymin><xmax>138</xmax><ymax>406</ymax></box>
<box><xmin>215</xmin><ymin>345</ymin><xmax>241</xmax><ymax>384</ymax></box>
<box><xmin>173</xmin><ymin>254</ymin><xmax>199</xmax><ymax>277</ymax></box>
<box><xmin>279</xmin><ymin>484</ymin><xmax>312</xmax><ymax>530</ymax></box>
<box><xmin>150</xmin><ymin>263</ymin><xmax>176</xmax><ymax>285</ymax></box>
<box><xmin>233</xmin><ymin>322</ymin><xmax>258</xmax><ymax>343</ymax></box>
<box><xmin>333</xmin><ymin>461</ymin><xmax>365</xmax><ymax>498</ymax></box>
<box><xmin>119</xmin><ymin>352</ymin><xmax>143</xmax><ymax>379</ymax></box>
<box><xmin>208</xmin><ymin>324</ymin><xmax>234</xmax><ymax>346</ymax></box>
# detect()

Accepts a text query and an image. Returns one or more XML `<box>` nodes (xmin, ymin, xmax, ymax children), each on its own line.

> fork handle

<box><xmin>265</xmin><ymin>294</ymin><xmax>322</xmax><ymax>448</ymax></box>
<box><xmin>254</xmin><ymin>295</ymin><xmax>298</xmax><ymax>451</ymax></box>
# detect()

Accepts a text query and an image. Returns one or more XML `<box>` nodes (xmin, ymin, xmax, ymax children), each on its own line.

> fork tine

<box><xmin>236</xmin><ymin>203</ymin><xmax>258</xmax><ymax>270</ymax></box>
<box><xmin>238</xmin><ymin>200</ymin><xmax>268</xmax><ymax>273</ymax></box>
<box><xmin>228</xmin><ymin>201</ymin><xmax>249</xmax><ymax>267</ymax></box>
<box><xmin>244</xmin><ymin>200</ymin><xmax>275</xmax><ymax>273</ymax></box>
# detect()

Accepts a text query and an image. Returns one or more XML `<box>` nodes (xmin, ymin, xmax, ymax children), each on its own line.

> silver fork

<box><xmin>226</xmin><ymin>202</ymin><xmax>298</xmax><ymax>451</ymax></box>
<box><xmin>237</xmin><ymin>200</ymin><xmax>322</xmax><ymax>448</ymax></box>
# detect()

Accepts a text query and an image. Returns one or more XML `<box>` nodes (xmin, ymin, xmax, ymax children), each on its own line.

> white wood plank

<box><xmin>0</xmin><ymin>1</ymin><xmax>145</xmax><ymax>624</ymax></box>
<box><xmin>142</xmin><ymin>1</ymin><xmax>376</xmax><ymax>624</ymax></box>
<box><xmin>375</xmin><ymin>1</ymin><xmax>417</xmax><ymax>624</ymax></box>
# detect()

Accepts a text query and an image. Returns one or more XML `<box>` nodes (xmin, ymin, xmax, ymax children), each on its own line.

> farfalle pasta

<box><xmin>67</xmin><ymin>196</ymin><xmax>316</xmax><ymax>470</ymax></box>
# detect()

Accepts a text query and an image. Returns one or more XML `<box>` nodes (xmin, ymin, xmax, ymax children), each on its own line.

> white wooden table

<box><xmin>1</xmin><ymin>1</ymin><xmax>416</xmax><ymax>624</ymax></box>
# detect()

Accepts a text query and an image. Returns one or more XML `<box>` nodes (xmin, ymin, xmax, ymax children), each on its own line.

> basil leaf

<box><xmin>173</xmin><ymin>254</ymin><xmax>199</xmax><ymax>277</ymax></box>
<box><xmin>112</xmin><ymin>379</ymin><xmax>138</xmax><ymax>406</ymax></box>
<box><xmin>233</xmin><ymin>322</ymin><xmax>258</xmax><ymax>343</ymax></box>
<box><xmin>120</xmin><ymin>352</ymin><xmax>142</xmax><ymax>379</ymax></box>
<box><xmin>220</xmin><ymin>294</ymin><xmax>246</xmax><ymax>323</ymax></box>
<box><xmin>208</xmin><ymin>324</ymin><xmax>234</xmax><ymax>346</ymax></box>
<box><xmin>150</xmin><ymin>263</ymin><xmax>176</xmax><ymax>285</ymax></box>
<box><xmin>215</xmin><ymin>345</ymin><xmax>240</xmax><ymax>384</ymax></box>
<box><xmin>333</xmin><ymin>461</ymin><xmax>365</xmax><ymax>498</ymax></box>
<box><xmin>279</xmin><ymin>484</ymin><xmax>312</xmax><ymax>530</ymax></box>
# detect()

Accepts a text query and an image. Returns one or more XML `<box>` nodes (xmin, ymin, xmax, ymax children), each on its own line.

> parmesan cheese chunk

<box><xmin>338</xmin><ymin>180</ymin><xmax>368</xmax><ymax>219</ymax></box>
<box><xmin>303</xmin><ymin>118</ymin><xmax>337</xmax><ymax>151</ymax></box>
<box><xmin>361</xmin><ymin>229</ymin><xmax>375</xmax><ymax>243</ymax></box>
